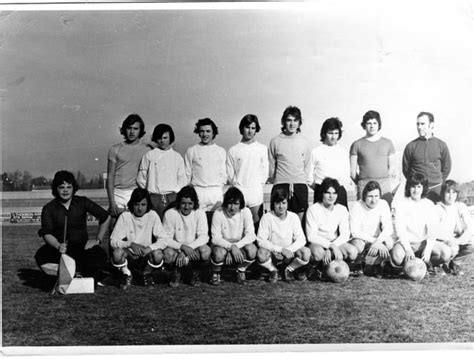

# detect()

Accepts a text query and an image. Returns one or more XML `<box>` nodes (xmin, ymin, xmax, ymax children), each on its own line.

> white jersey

<box><xmin>136</xmin><ymin>147</ymin><xmax>187</xmax><ymax>194</ymax></box>
<box><xmin>435</xmin><ymin>201</ymin><xmax>472</xmax><ymax>245</ymax></box>
<box><xmin>257</xmin><ymin>211</ymin><xmax>306</xmax><ymax>253</ymax></box>
<box><xmin>349</xmin><ymin>199</ymin><xmax>393</xmax><ymax>243</ymax></box>
<box><xmin>161</xmin><ymin>208</ymin><xmax>209</xmax><ymax>249</ymax></box>
<box><xmin>227</xmin><ymin>141</ymin><xmax>269</xmax><ymax>188</ymax></box>
<box><xmin>211</xmin><ymin>207</ymin><xmax>255</xmax><ymax>249</ymax></box>
<box><xmin>305</xmin><ymin>202</ymin><xmax>350</xmax><ymax>248</ymax></box>
<box><xmin>308</xmin><ymin>143</ymin><xmax>351</xmax><ymax>188</ymax></box>
<box><xmin>110</xmin><ymin>211</ymin><xmax>165</xmax><ymax>251</ymax></box>
<box><xmin>184</xmin><ymin>143</ymin><xmax>227</xmax><ymax>187</ymax></box>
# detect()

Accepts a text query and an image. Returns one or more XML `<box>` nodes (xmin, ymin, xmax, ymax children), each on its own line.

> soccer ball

<box><xmin>325</xmin><ymin>260</ymin><xmax>350</xmax><ymax>283</ymax></box>
<box><xmin>403</xmin><ymin>258</ymin><xmax>427</xmax><ymax>281</ymax></box>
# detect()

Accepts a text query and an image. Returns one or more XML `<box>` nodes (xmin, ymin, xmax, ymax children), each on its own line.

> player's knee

<box><xmin>163</xmin><ymin>247</ymin><xmax>177</xmax><ymax>264</ymax></box>
<box><xmin>111</xmin><ymin>248</ymin><xmax>126</xmax><ymax>264</ymax></box>
<box><xmin>150</xmin><ymin>249</ymin><xmax>163</xmax><ymax>264</ymax></box>
<box><xmin>296</xmin><ymin>247</ymin><xmax>311</xmax><ymax>262</ymax></box>
<box><xmin>256</xmin><ymin>248</ymin><xmax>270</xmax><ymax>263</ymax></box>
<box><xmin>345</xmin><ymin>244</ymin><xmax>359</xmax><ymax>262</ymax></box>
<box><xmin>198</xmin><ymin>245</ymin><xmax>211</xmax><ymax>261</ymax></box>
<box><xmin>438</xmin><ymin>245</ymin><xmax>452</xmax><ymax>263</ymax></box>
<box><xmin>309</xmin><ymin>244</ymin><xmax>325</xmax><ymax>262</ymax></box>
<box><xmin>212</xmin><ymin>246</ymin><xmax>227</xmax><ymax>263</ymax></box>
<box><xmin>350</xmin><ymin>239</ymin><xmax>366</xmax><ymax>254</ymax></box>
<box><xmin>243</xmin><ymin>243</ymin><xmax>257</xmax><ymax>260</ymax></box>
<box><xmin>390</xmin><ymin>245</ymin><xmax>405</xmax><ymax>266</ymax></box>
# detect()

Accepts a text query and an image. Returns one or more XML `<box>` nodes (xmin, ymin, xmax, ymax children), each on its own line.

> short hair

<box><xmin>320</xmin><ymin>117</ymin><xmax>343</xmax><ymax>142</ymax></box>
<box><xmin>417</xmin><ymin>111</ymin><xmax>434</xmax><ymax>123</ymax></box>
<box><xmin>316</xmin><ymin>177</ymin><xmax>341</xmax><ymax>203</ymax></box>
<box><xmin>194</xmin><ymin>118</ymin><xmax>218</xmax><ymax>139</ymax></box>
<box><xmin>270</xmin><ymin>187</ymin><xmax>289</xmax><ymax>211</ymax></box>
<box><xmin>151</xmin><ymin>123</ymin><xmax>175</xmax><ymax>144</ymax></box>
<box><xmin>175</xmin><ymin>185</ymin><xmax>199</xmax><ymax>210</ymax></box>
<box><xmin>222</xmin><ymin>186</ymin><xmax>245</xmax><ymax>209</ymax></box>
<box><xmin>404</xmin><ymin>174</ymin><xmax>428</xmax><ymax>198</ymax></box>
<box><xmin>120</xmin><ymin>114</ymin><xmax>146</xmax><ymax>139</ymax></box>
<box><xmin>280</xmin><ymin>106</ymin><xmax>302</xmax><ymax>133</ymax></box>
<box><xmin>51</xmin><ymin>170</ymin><xmax>79</xmax><ymax>198</ymax></box>
<box><xmin>441</xmin><ymin>179</ymin><xmax>459</xmax><ymax>198</ymax></box>
<box><xmin>127</xmin><ymin>188</ymin><xmax>152</xmax><ymax>213</ymax></box>
<box><xmin>361</xmin><ymin>110</ymin><xmax>382</xmax><ymax>130</ymax></box>
<box><xmin>362</xmin><ymin>180</ymin><xmax>381</xmax><ymax>201</ymax></box>
<box><xmin>239</xmin><ymin>114</ymin><xmax>261</xmax><ymax>134</ymax></box>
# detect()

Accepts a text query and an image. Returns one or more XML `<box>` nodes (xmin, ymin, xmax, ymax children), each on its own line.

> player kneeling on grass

<box><xmin>210</xmin><ymin>187</ymin><xmax>257</xmax><ymax>285</ymax></box>
<box><xmin>349</xmin><ymin>180</ymin><xmax>394</xmax><ymax>276</ymax></box>
<box><xmin>391</xmin><ymin>174</ymin><xmax>452</xmax><ymax>278</ymax></box>
<box><xmin>256</xmin><ymin>187</ymin><xmax>310</xmax><ymax>283</ymax></box>
<box><xmin>161</xmin><ymin>185</ymin><xmax>211</xmax><ymax>287</ymax></box>
<box><xmin>435</xmin><ymin>180</ymin><xmax>473</xmax><ymax>276</ymax></box>
<box><xmin>305</xmin><ymin>177</ymin><xmax>357</xmax><ymax>280</ymax></box>
<box><xmin>110</xmin><ymin>188</ymin><xmax>165</xmax><ymax>290</ymax></box>
<box><xmin>35</xmin><ymin>170</ymin><xmax>111</xmax><ymax>286</ymax></box>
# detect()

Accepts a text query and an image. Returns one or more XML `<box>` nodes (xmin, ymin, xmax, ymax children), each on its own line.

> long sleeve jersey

<box><xmin>256</xmin><ymin>211</ymin><xmax>306</xmax><ymax>253</ymax></box>
<box><xmin>227</xmin><ymin>141</ymin><xmax>269</xmax><ymax>188</ymax></box>
<box><xmin>136</xmin><ymin>147</ymin><xmax>186</xmax><ymax>194</ymax></box>
<box><xmin>394</xmin><ymin>197</ymin><xmax>436</xmax><ymax>249</ymax></box>
<box><xmin>184</xmin><ymin>143</ymin><xmax>227</xmax><ymax>187</ymax></box>
<box><xmin>349</xmin><ymin>199</ymin><xmax>393</xmax><ymax>243</ymax></box>
<box><xmin>305</xmin><ymin>202</ymin><xmax>350</xmax><ymax>248</ymax></box>
<box><xmin>161</xmin><ymin>208</ymin><xmax>209</xmax><ymax>249</ymax></box>
<box><xmin>110</xmin><ymin>211</ymin><xmax>165</xmax><ymax>251</ymax></box>
<box><xmin>402</xmin><ymin>136</ymin><xmax>451</xmax><ymax>187</ymax></box>
<box><xmin>211</xmin><ymin>207</ymin><xmax>256</xmax><ymax>249</ymax></box>
<box><xmin>308</xmin><ymin>143</ymin><xmax>351</xmax><ymax>188</ymax></box>
<box><xmin>268</xmin><ymin>133</ymin><xmax>311</xmax><ymax>185</ymax></box>
<box><xmin>435</xmin><ymin>202</ymin><xmax>472</xmax><ymax>245</ymax></box>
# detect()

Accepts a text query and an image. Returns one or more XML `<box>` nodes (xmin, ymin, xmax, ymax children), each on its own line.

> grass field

<box><xmin>2</xmin><ymin>225</ymin><xmax>473</xmax><ymax>347</ymax></box>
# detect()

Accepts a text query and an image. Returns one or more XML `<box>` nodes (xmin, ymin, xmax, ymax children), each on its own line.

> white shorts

<box><xmin>237</xmin><ymin>186</ymin><xmax>264</xmax><ymax>208</ymax></box>
<box><xmin>195</xmin><ymin>186</ymin><xmax>223</xmax><ymax>211</ymax></box>
<box><xmin>114</xmin><ymin>188</ymin><xmax>134</xmax><ymax>209</ymax></box>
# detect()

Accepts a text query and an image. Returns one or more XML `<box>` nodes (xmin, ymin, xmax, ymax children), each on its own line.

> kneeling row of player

<box><xmin>109</xmin><ymin>174</ymin><xmax>472</xmax><ymax>288</ymax></box>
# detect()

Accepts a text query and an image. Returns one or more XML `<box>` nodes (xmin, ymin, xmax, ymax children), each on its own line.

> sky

<box><xmin>0</xmin><ymin>0</ymin><xmax>472</xmax><ymax>182</ymax></box>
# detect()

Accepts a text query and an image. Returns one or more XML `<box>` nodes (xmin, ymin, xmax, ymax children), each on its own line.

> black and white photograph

<box><xmin>1</xmin><ymin>0</ymin><xmax>473</xmax><ymax>356</ymax></box>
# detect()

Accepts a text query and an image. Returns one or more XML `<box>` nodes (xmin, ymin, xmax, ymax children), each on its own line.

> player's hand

<box><xmin>368</xmin><ymin>240</ymin><xmax>389</xmax><ymax>258</ymax></box>
<box><xmin>281</xmin><ymin>248</ymin><xmax>294</xmax><ymax>260</ymax></box>
<box><xmin>421</xmin><ymin>250</ymin><xmax>431</xmax><ymax>263</ymax></box>
<box><xmin>323</xmin><ymin>249</ymin><xmax>332</xmax><ymax>265</ymax></box>
<box><xmin>84</xmin><ymin>239</ymin><xmax>100</xmax><ymax>250</ymax></box>
<box><xmin>130</xmin><ymin>242</ymin><xmax>146</xmax><ymax>256</ymax></box>
<box><xmin>404</xmin><ymin>248</ymin><xmax>415</xmax><ymax>261</ymax></box>
<box><xmin>58</xmin><ymin>242</ymin><xmax>67</xmax><ymax>254</ymax></box>
<box><xmin>230</xmin><ymin>245</ymin><xmax>244</xmax><ymax>264</ymax></box>
<box><xmin>142</xmin><ymin>246</ymin><xmax>153</xmax><ymax>256</ymax></box>
<box><xmin>176</xmin><ymin>252</ymin><xmax>188</xmax><ymax>267</ymax></box>
<box><xmin>109</xmin><ymin>203</ymin><xmax>123</xmax><ymax>218</ymax></box>
<box><xmin>181</xmin><ymin>245</ymin><xmax>198</xmax><ymax>261</ymax></box>
<box><xmin>225</xmin><ymin>252</ymin><xmax>234</xmax><ymax>266</ymax></box>
<box><xmin>330</xmin><ymin>244</ymin><xmax>343</xmax><ymax>261</ymax></box>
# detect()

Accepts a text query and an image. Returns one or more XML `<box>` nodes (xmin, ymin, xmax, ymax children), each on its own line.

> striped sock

<box><xmin>210</xmin><ymin>258</ymin><xmax>224</xmax><ymax>272</ymax></box>
<box><xmin>259</xmin><ymin>258</ymin><xmax>277</xmax><ymax>272</ymax></box>
<box><xmin>113</xmin><ymin>259</ymin><xmax>131</xmax><ymax>276</ymax></box>
<box><xmin>287</xmin><ymin>257</ymin><xmax>308</xmax><ymax>272</ymax></box>
<box><xmin>237</xmin><ymin>259</ymin><xmax>254</xmax><ymax>272</ymax></box>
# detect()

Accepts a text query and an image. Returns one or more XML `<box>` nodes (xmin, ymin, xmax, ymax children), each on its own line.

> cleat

<box><xmin>307</xmin><ymin>265</ymin><xmax>323</xmax><ymax>281</ymax></box>
<box><xmin>282</xmin><ymin>267</ymin><xmax>295</xmax><ymax>282</ymax></box>
<box><xmin>120</xmin><ymin>274</ymin><xmax>133</xmax><ymax>290</ymax></box>
<box><xmin>236</xmin><ymin>270</ymin><xmax>247</xmax><ymax>285</ymax></box>
<box><xmin>190</xmin><ymin>270</ymin><xmax>201</xmax><ymax>287</ymax></box>
<box><xmin>350</xmin><ymin>269</ymin><xmax>364</xmax><ymax>277</ymax></box>
<box><xmin>450</xmin><ymin>262</ymin><xmax>464</xmax><ymax>276</ymax></box>
<box><xmin>210</xmin><ymin>272</ymin><xmax>221</xmax><ymax>286</ymax></box>
<box><xmin>169</xmin><ymin>269</ymin><xmax>181</xmax><ymax>288</ymax></box>
<box><xmin>268</xmin><ymin>270</ymin><xmax>278</xmax><ymax>284</ymax></box>
<box><xmin>296</xmin><ymin>270</ymin><xmax>307</xmax><ymax>281</ymax></box>
<box><xmin>143</xmin><ymin>274</ymin><xmax>155</xmax><ymax>288</ymax></box>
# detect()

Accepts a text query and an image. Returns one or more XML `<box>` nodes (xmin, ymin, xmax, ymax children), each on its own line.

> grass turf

<box><xmin>2</xmin><ymin>225</ymin><xmax>473</xmax><ymax>346</ymax></box>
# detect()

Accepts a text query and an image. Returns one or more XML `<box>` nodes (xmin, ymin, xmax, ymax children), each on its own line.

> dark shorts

<box><xmin>150</xmin><ymin>192</ymin><xmax>177</xmax><ymax>220</ymax></box>
<box><xmin>272</xmin><ymin>183</ymin><xmax>308</xmax><ymax>213</ymax></box>
<box><xmin>313</xmin><ymin>184</ymin><xmax>348</xmax><ymax>209</ymax></box>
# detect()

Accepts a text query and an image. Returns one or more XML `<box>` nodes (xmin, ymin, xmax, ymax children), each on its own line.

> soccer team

<box><xmin>34</xmin><ymin>107</ymin><xmax>473</xmax><ymax>289</ymax></box>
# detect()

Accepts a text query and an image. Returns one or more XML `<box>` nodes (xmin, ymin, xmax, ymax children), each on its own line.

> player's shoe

<box><xmin>120</xmin><ymin>274</ymin><xmax>133</xmax><ymax>290</ymax></box>
<box><xmin>210</xmin><ymin>272</ymin><xmax>221</xmax><ymax>286</ymax></box>
<box><xmin>282</xmin><ymin>267</ymin><xmax>295</xmax><ymax>282</ymax></box>
<box><xmin>143</xmin><ymin>273</ymin><xmax>155</xmax><ymax>288</ymax></box>
<box><xmin>296</xmin><ymin>269</ymin><xmax>307</xmax><ymax>281</ymax></box>
<box><xmin>169</xmin><ymin>269</ymin><xmax>181</xmax><ymax>288</ymax></box>
<box><xmin>449</xmin><ymin>261</ymin><xmax>464</xmax><ymax>276</ymax></box>
<box><xmin>236</xmin><ymin>270</ymin><xmax>247</xmax><ymax>285</ymax></box>
<box><xmin>306</xmin><ymin>265</ymin><xmax>323</xmax><ymax>281</ymax></box>
<box><xmin>190</xmin><ymin>270</ymin><xmax>201</xmax><ymax>287</ymax></box>
<box><xmin>268</xmin><ymin>270</ymin><xmax>278</xmax><ymax>284</ymax></box>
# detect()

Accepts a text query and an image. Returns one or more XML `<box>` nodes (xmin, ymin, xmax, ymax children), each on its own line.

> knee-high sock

<box><xmin>210</xmin><ymin>259</ymin><xmax>223</xmax><ymax>272</ymax></box>
<box><xmin>287</xmin><ymin>257</ymin><xmax>308</xmax><ymax>272</ymax></box>
<box><xmin>112</xmin><ymin>259</ymin><xmax>131</xmax><ymax>276</ymax></box>
<box><xmin>237</xmin><ymin>259</ymin><xmax>254</xmax><ymax>272</ymax></box>
<box><xmin>259</xmin><ymin>258</ymin><xmax>277</xmax><ymax>272</ymax></box>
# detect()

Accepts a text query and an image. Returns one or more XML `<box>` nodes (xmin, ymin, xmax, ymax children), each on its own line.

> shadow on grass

<box><xmin>17</xmin><ymin>268</ymin><xmax>56</xmax><ymax>292</ymax></box>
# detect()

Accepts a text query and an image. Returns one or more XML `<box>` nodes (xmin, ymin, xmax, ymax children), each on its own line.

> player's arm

<box><xmin>349</xmin><ymin>154</ymin><xmax>358</xmax><ymax>184</ymax></box>
<box><xmin>106</xmin><ymin>147</ymin><xmax>121</xmax><ymax>217</ymax></box>
<box><xmin>235</xmin><ymin>209</ymin><xmax>256</xmax><ymax>248</ymax></box>
<box><xmin>287</xmin><ymin>215</ymin><xmax>306</xmax><ymax>253</ymax></box>
<box><xmin>226</xmin><ymin>150</ymin><xmax>236</xmax><ymax>185</ymax></box>
<box><xmin>256</xmin><ymin>214</ymin><xmax>282</xmax><ymax>253</ymax></box>
<box><xmin>184</xmin><ymin>148</ymin><xmax>193</xmax><ymax>185</ymax></box>
<box><xmin>441</xmin><ymin>143</ymin><xmax>452</xmax><ymax>181</ymax></box>
<box><xmin>136</xmin><ymin>153</ymin><xmax>149</xmax><ymax>189</ymax></box>
<box><xmin>188</xmin><ymin>210</ymin><xmax>209</xmax><ymax>249</ymax></box>
<box><xmin>267</xmin><ymin>141</ymin><xmax>276</xmax><ymax>183</ymax></box>
<box><xmin>85</xmin><ymin>199</ymin><xmax>110</xmax><ymax>250</ymax></box>
<box><xmin>211</xmin><ymin>211</ymin><xmax>234</xmax><ymax>249</ymax></box>
<box><xmin>332</xmin><ymin>209</ymin><xmax>350</xmax><ymax>246</ymax></box>
<box><xmin>349</xmin><ymin>204</ymin><xmax>376</xmax><ymax>243</ymax></box>
<box><xmin>260</xmin><ymin>146</ymin><xmax>270</xmax><ymax>185</ymax></box>
<box><xmin>305</xmin><ymin>207</ymin><xmax>331</xmax><ymax>248</ymax></box>
<box><xmin>38</xmin><ymin>206</ymin><xmax>66</xmax><ymax>253</ymax></box>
